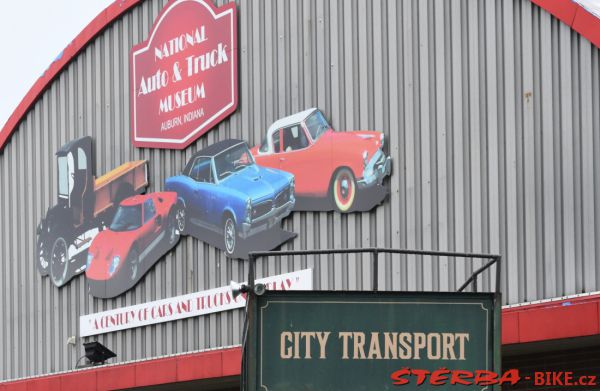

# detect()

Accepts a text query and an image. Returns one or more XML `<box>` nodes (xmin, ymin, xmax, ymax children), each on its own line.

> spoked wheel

<box><xmin>128</xmin><ymin>248</ymin><xmax>140</xmax><ymax>282</ymax></box>
<box><xmin>331</xmin><ymin>168</ymin><xmax>356</xmax><ymax>212</ymax></box>
<box><xmin>36</xmin><ymin>234</ymin><xmax>51</xmax><ymax>276</ymax></box>
<box><xmin>167</xmin><ymin>212</ymin><xmax>180</xmax><ymax>246</ymax></box>
<box><xmin>175</xmin><ymin>206</ymin><xmax>186</xmax><ymax>235</ymax></box>
<box><xmin>50</xmin><ymin>237</ymin><xmax>69</xmax><ymax>286</ymax></box>
<box><xmin>223</xmin><ymin>217</ymin><xmax>237</xmax><ymax>256</ymax></box>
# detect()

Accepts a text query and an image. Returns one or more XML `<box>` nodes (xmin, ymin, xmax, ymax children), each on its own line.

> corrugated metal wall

<box><xmin>1</xmin><ymin>0</ymin><xmax>599</xmax><ymax>381</ymax></box>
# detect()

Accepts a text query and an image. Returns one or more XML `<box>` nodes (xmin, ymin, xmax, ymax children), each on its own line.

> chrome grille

<box><xmin>274</xmin><ymin>188</ymin><xmax>290</xmax><ymax>208</ymax></box>
<box><xmin>252</xmin><ymin>201</ymin><xmax>272</xmax><ymax>219</ymax></box>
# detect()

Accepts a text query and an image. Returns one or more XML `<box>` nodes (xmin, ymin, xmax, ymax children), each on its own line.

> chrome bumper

<box><xmin>357</xmin><ymin>150</ymin><xmax>392</xmax><ymax>189</ymax></box>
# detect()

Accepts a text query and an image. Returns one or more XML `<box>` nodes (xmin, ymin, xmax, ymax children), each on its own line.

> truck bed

<box><xmin>93</xmin><ymin>160</ymin><xmax>148</xmax><ymax>217</ymax></box>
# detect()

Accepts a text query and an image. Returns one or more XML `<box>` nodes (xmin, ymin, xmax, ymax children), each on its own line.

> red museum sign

<box><xmin>130</xmin><ymin>0</ymin><xmax>238</xmax><ymax>149</ymax></box>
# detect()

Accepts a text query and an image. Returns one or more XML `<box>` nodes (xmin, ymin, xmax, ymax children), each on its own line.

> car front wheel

<box><xmin>36</xmin><ymin>232</ymin><xmax>51</xmax><ymax>276</ymax></box>
<box><xmin>175</xmin><ymin>204</ymin><xmax>187</xmax><ymax>235</ymax></box>
<box><xmin>331</xmin><ymin>168</ymin><xmax>356</xmax><ymax>212</ymax></box>
<box><xmin>50</xmin><ymin>236</ymin><xmax>69</xmax><ymax>286</ymax></box>
<box><xmin>223</xmin><ymin>217</ymin><xmax>237</xmax><ymax>256</ymax></box>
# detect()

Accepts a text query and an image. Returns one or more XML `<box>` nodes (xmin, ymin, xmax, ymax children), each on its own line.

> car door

<box><xmin>278</xmin><ymin>124</ymin><xmax>324</xmax><ymax>195</ymax></box>
<box><xmin>301</xmin><ymin>111</ymin><xmax>334</xmax><ymax>196</ymax></box>
<box><xmin>139</xmin><ymin>198</ymin><xmax>160</xmax><ymax>250</ymax></box>
<box><xmin>187</xmin><ymin>156</ymin><xmax>216</xmax><ymax>229</ymax></box>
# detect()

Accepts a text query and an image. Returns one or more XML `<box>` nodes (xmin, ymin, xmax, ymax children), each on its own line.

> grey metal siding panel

<box><xmin>1</xmin><ymin>0</ymin><xmax>600</xmax><ymax>380</ymax></box>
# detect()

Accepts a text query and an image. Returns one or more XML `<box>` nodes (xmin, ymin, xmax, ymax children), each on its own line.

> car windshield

<box><xmin>110</xmin><ymin>205</ymin><xmax>142</xmax><ymax>232</ymax></box>
<box><xmin>259</xmin><ymin>136</ymin><xmax>269</xmax><ymax>153</ymax></box>
<box><xmin>304</xmin><ymin>110</ymin><xmax>331</xmax><ymax>141</ymax></box>
<box><xmin>214</xmin><ymin>143</ymin><xmax>255</xmax><ymax>181</ymax></box>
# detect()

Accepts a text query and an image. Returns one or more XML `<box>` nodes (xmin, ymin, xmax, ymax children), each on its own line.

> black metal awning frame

<box><xmin>247</xmin><ymin>247</ymin><xmax>501</xmax><ymax>295</ymax></box>
<box><xmin>241</xmin><ymin>247</ymin><xmax>502</xmax><ymax>391</ymax></box>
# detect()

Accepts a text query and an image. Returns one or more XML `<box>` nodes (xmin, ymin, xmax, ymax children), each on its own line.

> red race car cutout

<box><xmin>85</xmin><ymin>192</ymin><xmax>182</xmax><ymax>298</ymax></box>
<box><xmin>251</xmin><ymin>108</ymin><xmax>392</xmax><ymax>212</ymax></box>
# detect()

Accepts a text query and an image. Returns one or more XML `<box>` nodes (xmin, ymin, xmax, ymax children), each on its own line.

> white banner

<box><xmin>80</xmin><ymin>269</ymin><xmax>312</xmax><ymax>337</ymax></box>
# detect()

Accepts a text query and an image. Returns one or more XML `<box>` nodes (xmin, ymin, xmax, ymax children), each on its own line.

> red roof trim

<box><xmin>531</xmin><ymin>0</ymin><xmax>579</xmax><ymax>26</ymax></box>
<box><xmin>502</xmin><ymin>292</ymin><xmax>600</xmax><ymax>344</ymax></box>
<box><xmin>572</xmin><ymin>5</ymin><xmax>600</xmax><ymax>49</ymax></box>
<box><xmin>532</xmin><ymin>0</ymin><xmax>600</xmax><ymax>49</ymax></box>
<box><xmin>0</xmin><ymin>0</ymin><xmax>143</xmax><ymax>152</ymax></box>
<box><xmin>0</xmin><ymin>347</ymin><xmax>241</xmax><ymax>391</ymax></box>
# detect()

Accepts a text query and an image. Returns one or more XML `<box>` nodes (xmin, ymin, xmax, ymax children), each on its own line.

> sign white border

<box><xmin>80</xmin><ymin>269</ymin><xmax>312</xmax><ymax>337</ymax></box>
<box><xmin>132</xmin><ymin>0</ymin><xmax>237</xmax><ymax>144</ymax></box>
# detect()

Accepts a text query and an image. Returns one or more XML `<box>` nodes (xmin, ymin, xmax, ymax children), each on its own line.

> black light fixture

<box><xmin>230</xmin><ymin>281</ymin><xmax>267</xmax><ymax>298</ymax></box>
<box><xmin>230</xmin><ymin>280</ymin><xmax>251</xmax><ymax>299</ymax></box>
<box><xmin>83</xmin><ymin>341</ymin><xmax>116</xmax><ymax>365</ymax></box>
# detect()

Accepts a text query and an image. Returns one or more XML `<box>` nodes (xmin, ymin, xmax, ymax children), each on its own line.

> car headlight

<box><xmin>109</xmin><ymin>256</ymin><xmax>121</xmax><ymax>276</ymax></box>
<box><xmin>289</xmin><ymin>178</ymin><xmax>295</xmax><ymax>200</ymax></box>
<box><xmin>362</xmin><ymin>150</ymin><xmax>369</xmax><ymax>167</ymax></box>
<box><xmin>380</xmin><ymin>133</ymin><xmax>385</xmax><ymax>149</ymax></box>
<box><xmin>86</xmin><ymin>253</ymin><xmax>93</xmax><ymax>270</ymax></box>
<box><xmin>245</xmin><ymin>199</ymin><xmax>252</xmax><ymax>223</ymax></box>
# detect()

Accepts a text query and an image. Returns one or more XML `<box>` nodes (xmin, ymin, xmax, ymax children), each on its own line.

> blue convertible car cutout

<box><xmin>165</xmin><ymin>139</ymin><xmax>295</xmax><ymax>256</ymax></box>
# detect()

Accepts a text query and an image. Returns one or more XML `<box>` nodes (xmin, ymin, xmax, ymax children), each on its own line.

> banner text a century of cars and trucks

<box><xmin>80</xmin><ymin>269</ymin><xmax>312</xmax><ymax>337</ymax></box>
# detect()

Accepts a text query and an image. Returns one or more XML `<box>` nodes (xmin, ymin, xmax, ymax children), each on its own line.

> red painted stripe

<box><xmin>179</xmin><ymin>351</ymin><xmax>222</xmax><ymax>381</ymax></box>
<box><xmin>501</xmin><ymin>311</ymin><xmax>520</xmax><ymax>345</ymax></box>
<box><xmin>518</xmin><ymin>302</ymin><xmax>598</xmax><ymax>343</ymax></box>
<box><xmin>532</xmin><ymin>0</ymin><xmax>600</xmax><ymax>50</ymax></box>
<box><xmin>0</xmin><ymin>347</ymin><xmax>241</xmax><ymax>391</ymax></box>
<box><xmin>502</xmin><ymin>293</ymin><xmax>600</xmax><ymax>344</ymax></box>
<box><xmin>135</xmin><ymin>357</ymin><xmax>177</xmax><ymax>387</ymax></box>
<box><xmin>221</xmin><ymin>348</ymin><xmax>242</xmax><ymax>377</ymax></box>
<box><xmin>598</xmin><ymin>300</ymin><xmax>600</xmax><ymax>329</ymax></box>
<box><xmin>60</xmin><ymin>371</ymin><xmax>96</xmax><ymax>391</ymax></box>
<box><xmin>531</xmin><ymin>0</ymin><xmax>578</xmax><ymax>26</ymax></box>
<box><xmin>0</xmin><ymin>0</ymin><xmax>143</xmax><ymax>152</ymax></box>
<box><xmin>572</xmin><ymin>5</ymin><xmax>600</xmax><ymax>49</ymax></box>
<box><xmin>95</xmin><ymin>365</ymin><xmax>136</xmax><ymax>391</ymax></box>
<box><xmin>21</xmin><ymin>376</ymin><xmax>60</xmax><ymax>391</ymax></box>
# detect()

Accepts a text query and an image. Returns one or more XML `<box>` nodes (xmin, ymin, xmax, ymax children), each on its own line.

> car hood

<box><xmin>327</xmin><ymin>130</ymin><xmax>383</xmax><ymax>153</ymax></box>
<box><xmin>86</xmin><ymin>229</ymin><xmax>134</xmax><ymax>280</ymax></box>
<box><xmin>220</xmin><ymin>164</ymin><xmax>292</xmax><ymax>203</ymax></box>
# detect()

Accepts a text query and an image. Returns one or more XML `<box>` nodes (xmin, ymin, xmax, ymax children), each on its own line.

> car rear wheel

<box><xmin>128</xmin><ymin>248</ymin><xmax>140</xmax><ymax>282</ymax></box>
<box><xmin>223</xmin><ymin>217</ymin><xmax>237</xmax><ymax>256</ymax></box>
<box><xmin>50</xmin><ymin>237</ymin><xmax>69</xmax><ymax>286</ymax></box>
<box><xmin>331</xmin><ymin>168</ymin><xmax>356</xmax><ymax>212</ymax></box>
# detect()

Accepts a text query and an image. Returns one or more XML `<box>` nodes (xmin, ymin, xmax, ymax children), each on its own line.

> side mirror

<box><xmin>155</xmin><ymin>215</ymin><xmax>163</xmax><ymax>226</ymax></box>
